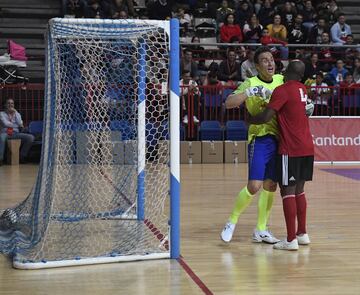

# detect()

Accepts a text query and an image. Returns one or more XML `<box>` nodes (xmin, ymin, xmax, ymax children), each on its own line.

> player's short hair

<box><xmin>254</xmin><ymin>46</ymin><xmax>272</xmax><ymax>64</ymax></box>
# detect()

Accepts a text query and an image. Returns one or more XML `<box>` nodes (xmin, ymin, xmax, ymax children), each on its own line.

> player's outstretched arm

<box><xmin>247</xmin><ymin>107</ymin><xmax>276</xmax><ymax>125</ymax></box>
<box><xmin>225</xmin><ymin>92</ymin><xmax>248</xmax><ymax>109</ymax></box>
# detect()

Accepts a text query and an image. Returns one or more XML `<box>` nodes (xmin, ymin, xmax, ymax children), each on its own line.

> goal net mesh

<box><xmin>0</xmin><ymin>18</ymin><xmax>171</xmax><ymax>267</ymax></box>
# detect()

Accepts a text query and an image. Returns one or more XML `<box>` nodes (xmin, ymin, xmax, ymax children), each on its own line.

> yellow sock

<box><xmin>229</xmin><ymin>186</ymin><xmax>254</xmax><ymax>224</ymax></box>
<box><xmin>256</xmin><ymin>189</ymin><xmax>274</xmax><ymax>231</ymax></box>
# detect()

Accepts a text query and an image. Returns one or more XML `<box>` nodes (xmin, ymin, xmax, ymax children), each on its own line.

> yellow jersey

<box><xmin>234</xmin><ymin>74</ymin><xmax>284</xmax><ymax>142</ymax></box>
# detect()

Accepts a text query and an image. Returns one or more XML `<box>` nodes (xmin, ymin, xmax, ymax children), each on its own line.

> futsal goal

<box><xmin>0</xmin><ymin>18</ymin><xmax>180</xmax><ymax>269</ymax></box>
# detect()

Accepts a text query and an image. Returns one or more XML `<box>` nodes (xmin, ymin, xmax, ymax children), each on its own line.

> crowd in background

<box><xmin>65</xmin><ymin>0</ymin><xmax>360</xmax><ymax>124</ymax></box>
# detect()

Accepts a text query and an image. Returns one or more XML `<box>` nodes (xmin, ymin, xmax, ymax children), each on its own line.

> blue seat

<box><xmin>225</xmin><ymin>120</ymin><xmax>248</xmax><ymax>141</ymax></box>
<box><xmin>28</xmin><ymin>121</ymin><xmax>44</xmax><ymax>143</ymax></box>
<box><xmin>199</xmin><ymin>120</ymin><xmax>223</xmax><ymax>140</ymax></box>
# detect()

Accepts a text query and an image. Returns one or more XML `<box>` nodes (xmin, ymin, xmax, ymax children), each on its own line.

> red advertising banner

<box><xmin>309</xmin><ymin>117</ymin><xmax>360</xmax><ymax>162</ymax></box>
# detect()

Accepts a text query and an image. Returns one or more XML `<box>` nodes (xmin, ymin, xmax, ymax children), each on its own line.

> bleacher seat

<box><xmin>28</xmin><ymin>120</ymin><xmax>43</xmax><ymax>143</ymax></box>
<box><xmin>198</xmin><ymin>120</ymin><xmax>223</xmax><ymax>140</ymax></box>
<box><xmin>28</xmin><ymin>120</ymin><xmax>43</xmax><ymax>162</ymax></box>
<box><xmin>225</xmin><ymin>120</ymin><xmax>248</xmax><ymax>141</ymax></box>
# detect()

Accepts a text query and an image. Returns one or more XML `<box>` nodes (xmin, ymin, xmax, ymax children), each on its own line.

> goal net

<box><xmin>0</xmin><ymin>18</ymin><xmax>180</xmax><ymax>269</ymax></box>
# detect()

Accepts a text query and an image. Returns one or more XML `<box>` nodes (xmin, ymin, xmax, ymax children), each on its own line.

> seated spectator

<box><xmin>147</xmin><ymin>0</ymin><xmax>174</xmax><ymax>20</ymax></box>
<box><xmin>317</xmin><ymin>32</ymin><xmax>336</xmax><ymax>72</ymax></box>
<box><xmin>260</xmin><ymin>27</ymin><xmax>288</xmax><ymax>59</ymax></box>
<box><xmin>180</xmin><ymin>49</ymin><xmax>199</xmax><ymax>82</ymax></box>
<box><xmin>328</xmin><ymin>59</ymin><xmax>348</xmax><ymax>85</ymax></box>
<box><xmin>330</xmin><ymin>14</ymin><xmax>352</xmax><ymax>45</ymax></box>
<box><xmin>243</xmin><ymin>14</ymin><xmax>263</xmax><ymax>43</ymax></box>
<box><xmin>308</xmin><ymin>17</ymin><xmax>328</xmax><ymax>44</ymax></box>
<box><xmin>304</xmin><ymin>53</ymin><xmax>323</xmax><ymax>81</ymax></box>
<box><xmin>174</xmin><ymin>7</ymin><xmax>192</xmax><ymax>35</ymax></box>
<box><xmin>280</xmin><ymin>1</ymin><xmax>297</xmax><ymax>30</ymax></box>
<box><xmin>288</xmin><ymin>14</ymin><xmax>308</xmax><ymax>58</ymax></box>
<box><xmin>235</xmin><ymin>1</ymin><xmax>254</xmax><ymax>28</ymax></box>
<box><xmin>352</xmin><ymin>58</ymin><xmax>360</xmax><ymax>83</ymax></box>
<box><xmin>0</xmin><ymin>99</ymin><xmax>35</xmax><ymax>165</ymax></box>
<box><xmin>342</xmin><ymin>35</ymin><xmax>359</xmax><ymax>71</ymax></box>
<box><xmin>216</xmin><ymin>0</ymin><xmax>234</xmax><ymax>28</ymax></box>
<box><xmin>267</xmin><ymin>14</ymin><xmax>288</xmax><ymax>42</ymax></box>
<box><xmin>300</xmin><ymin>0</ymin><xmax>317</xmax><ymax>30</ymax></box>
<box><xmin>218</xmin><ymin>49</ymin><xmax>241</xmax><ymax>84</ymax></box>
<box><xmin>317</xmin><ymin>0</ymin><xmax>342</xmax><ymax>27</ymax></box>
<box><xmin>310</xmin><ymin>72</ymin><xmax>331</xmax><ymax>115</ymax></box>
<box><xmin>83</xmin><ymin>0</ymin><xmax>111</xmax><ymax>18</ymax></box>
<box><xmin>258</xmin><ymin>0</ymin><xmax>276</xmax><ymax>27</ymax></box>
<box><xmin>180</xmin><ymin>70</ymin><xmax>200</xmax><ymax>124</ymax></box>
<box><xmin>66</xmin><ymin>0</ymin><xmax>87</xmax><ymax>18</ymax></box>
<box><xmin>241</xmin><ymin>49</ymin><xmax>258</xmax><ymax>80</ymax></box>
<box><xmin>220</xmin><ymin>13</ymin><xmax>243</xmax><ymax>43</ymax></box>
<box><xmin>340</xmin><ymin>73</ymin><xmax>356</xmax><ymax>94</ymax></box>
<box><xmin>188</xmin><ymin>36</ymin><xmax>207</xmax><ymax>75</ymax></box>
<box><xmin>110</xmin><ymin>0</ymin><xmax>129</xmax><ymax>17</ymax></box>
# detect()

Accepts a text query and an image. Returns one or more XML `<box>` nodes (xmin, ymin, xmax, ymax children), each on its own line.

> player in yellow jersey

<box><xmin>221</xmin><ymin>46</ymin><xmax>283</xmax><ymax>244</ymax></box>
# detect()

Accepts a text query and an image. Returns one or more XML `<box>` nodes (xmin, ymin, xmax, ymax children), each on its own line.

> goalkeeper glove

<box><xmin>245</xmin><ymin>86</ymin><xmax>272</xmax><ymax>100</ymax></box>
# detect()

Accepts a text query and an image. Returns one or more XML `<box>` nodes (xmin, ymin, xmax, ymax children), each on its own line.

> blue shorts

<box><xmin>248</xmin><ymin>135</ymin><xmax>278</xmax><ymax>181</ymax></box>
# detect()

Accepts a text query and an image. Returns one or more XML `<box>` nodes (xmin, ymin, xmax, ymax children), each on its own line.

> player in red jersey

<box><xmin>247</xmin><ymin>60</ymin><xmax>314</xmax><ymax>250</ymax></box>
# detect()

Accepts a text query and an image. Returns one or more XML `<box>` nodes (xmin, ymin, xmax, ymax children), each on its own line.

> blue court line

<box><xmin>321</xmin><ymin>168</ymin><xmax>360</xmax><ymax>181</ymax></box>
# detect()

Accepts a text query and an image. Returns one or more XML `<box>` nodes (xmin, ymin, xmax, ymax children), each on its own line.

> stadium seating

<box><xmin>198</xmin><ymin>120</ymin><xmax>223</xmax><ymax>140</ymax></box>
<box><xmin>225</xmin><ymin>120</ymin><xmax>248</xmax><ymax>141</ymax></box>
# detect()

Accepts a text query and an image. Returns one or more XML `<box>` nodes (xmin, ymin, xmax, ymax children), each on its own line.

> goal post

<box><xmin>0</xmin><ymin>18</ymin><xmax>180</xmax><ymax>269</ymax></box>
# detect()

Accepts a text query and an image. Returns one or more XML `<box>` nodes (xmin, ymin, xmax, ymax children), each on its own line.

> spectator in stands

<box><xmin>66</xmin><ymin>0</ymin><xmax>87</xmax><ymax>18</ymax></box>
<box><xmin>110</xmin><ymin>0</ymin><xmax>133</xmax><ymax>17</ymax></box>
<box><xmin>147</xmin><ymin>0</ymin><xmax>174</xmax><ymax>20</ymax></box>
<box><xmin>180</xmin><ymin>70</ymin><xmax>200</xmax><ymax>124</ymax></box>
<box><xmin>330</xmin><ymin>14</ymin><xmax>352</xmax><ymax>45</ymax></box>
<box><xmin>261</xmin><ymin>26</ymin><xmax>288</xmax><ymax>59</ymax></box>
<box><xmin>218</xmin><ymin>49</ymin><xmax>241</xmax><ymax>83</ymax></box>
<box><xmin>83</xmin><ymin>0</ymin><xmax>111</xmax><ymax>18</ymax></box>
<box><xmin>180</xmin><ymin>49</ymin><xmax>199</xmax><ymax>82</ymax></box>
<box><xmin>310</xmin><ymin>71</ymin><xmax>330</xmax><ymax>115</ymax></box>
<box><xmin>235</xmin><ymin>1</ymin><xmax>254</xmax><ymax>27</ymax></box>
<box><xmin>280</xmin><ymin>1</ymin><xmax>297</xmax><ymax>30</ymax></box>
<box><xmin>304</xmin><ymin>53</ymin><xmax>323</xmax><ymax>81</ymax></box>
<box><xmin>0</xmin><ymin>99</ymin><xmax>35</xmax><ymax>165</ymax></box>
<box><xmin>243</xmin><ymin>14</ymin><xmax>263</xmax><ymax>43</ymax></box>
<box><xmin>352</xmin><ymin>58</ymin><xmax>360</xmax><ymax>83</ymax></box>
<box><xmin>288</xmin><ymin>14</ymin><xmax>308</xmax><ymax>58</ymax></box>
<box><xmin>241</xmin><ymin>49</ymin><xmax>258</xmax><ymax>80</ymax></box>
<box><xmin>188</xmin><ymin>36</ymin><xmax>207</xmax><ymax>75</ymax></box>
<box><xmin>317</xmin><ymin>31</ymin><xmax>336</xmax><ymax>72</ymax></box>
<box><xmin>340</xmin><ymin>73</ymin><xmax>355</xmax><ymax>93</ymax></box>
<box><xmin>216</xmin><ymin>0</ymin><xmax>234</xmax><ymax>28</ymax></box>
<box><xmin>342</xmin><ymin>35</ymin><xmax>359</xmax><ymax>72</ymax></box>
<box><xmin>308</xmin><ymin>17</ymin><xmax>328</xmax><ymax>44</ymax></box>
<box><xmin>267</xmin><ymin>14</ymin><xmax>288</xmax><ymax>42</ymax></box>
<box><xmin>258</xmin><ymin>0</ymin><xmax>276</xmax><ymax>27</ymax></box>
<box><xmin>220</xmin><ymin>13</ymin><xmax>243</xmax><ymax>43</ymax></box>
<box><xmin>326</xmin><ymin>0</ymin><xmax>343</xmax><ymax>27</ymax></box>
<box><xmin>328</xmin><ymin>59</ymin><xmax>348</xmax><ymax>85</ymax></box>
<box><xmin>300</xmin><ymin>0</ymin><xmax>317</xmax><ymax>30</ymax></box>
<box><xmin>174</xmin><ymin>7</ymin><xmax>192</xmax><ymax>35</ymax></box>
<box><xmin>119</xmin><ymin>10</ymin><xmax>128</xmax><ymax>19</ymax></box>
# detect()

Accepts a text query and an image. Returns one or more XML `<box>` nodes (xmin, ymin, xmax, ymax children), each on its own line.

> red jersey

<box><xmin>268</xmin><ymin>80</ymin><xmax>314</xmax><ymax>157</ymax></box>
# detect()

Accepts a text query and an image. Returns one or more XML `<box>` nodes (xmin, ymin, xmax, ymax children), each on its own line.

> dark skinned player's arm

<box><xmin>247</xmin><ymin>107</ymin><xmax>276</xmax><ymax>125</ymax></box>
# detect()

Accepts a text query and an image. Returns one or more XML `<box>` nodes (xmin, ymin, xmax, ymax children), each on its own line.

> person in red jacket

<box><xmin>260</xmin><ymin>28</ymin><xmax>288</xmax><ymax>58</ymax></box>
<box><xmin>220</xmin><ymin>13</ymin><xmax>243</xmax><ymax>43</ymax></box>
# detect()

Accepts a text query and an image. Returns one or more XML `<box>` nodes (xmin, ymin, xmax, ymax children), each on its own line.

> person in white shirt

<box><xmin>180</xmin><ymin>70</ymin><xmax>200</xmax><ymax>124</ymax></box>
<box><xmin>241</xmin><ymin>49</ymin><xmax>258</xmax><ymax>80</ymax></box>
<box><xmin>310</xmin><ymin>72</ymin><xmax>330</xmax><ymax>115</ymax></box>
<box><xmin>0</xmin><ymin>99</ymin><xmax>34</xmax><ymax>165</ymax></box>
